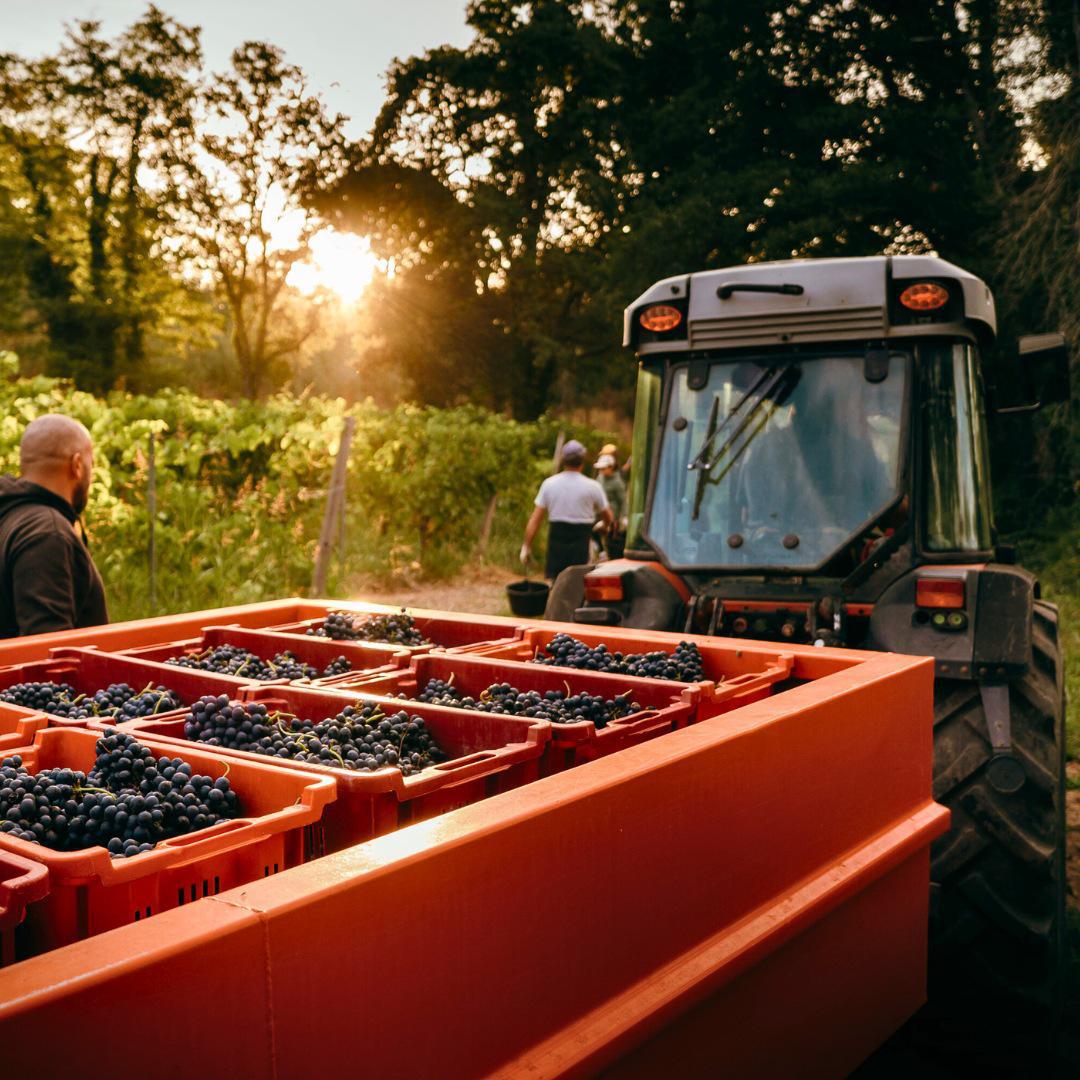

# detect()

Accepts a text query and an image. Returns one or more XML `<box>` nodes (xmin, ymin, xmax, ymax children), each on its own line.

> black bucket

<box><xmin>506</xmin><ymin>579</ymin><xmax>550</xmax><ymax>618</ymax></box>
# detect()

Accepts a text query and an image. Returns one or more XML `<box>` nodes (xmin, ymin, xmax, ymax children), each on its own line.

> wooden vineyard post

<box><xmin>476</xmin><ymin>493</ymin><xmax>498</xmax><ymax>560</ymax></box>
<box><xmin>312</xmin><ymin>416</ymin><xmax>356</xmax><ymax>597</ymax></box>
<box><xmin>147</xmin><ymin>432</ymin><xmax>157</xmax><ymax>610</ymax></box>
<box><xmin>551</xmin><ymin>431</ymin><xmax>565</xmax><ymax>475</ymax></box>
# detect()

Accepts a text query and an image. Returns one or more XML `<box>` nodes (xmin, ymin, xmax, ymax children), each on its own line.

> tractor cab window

<box><xmin>920</xmin><ymin>343</ymin><xmax>994</xmax><ymax>552</ymax></box>
<box><xmin>626</xmin><ymin>364</ymin><xmax>662</xmax><ymax>550</ymax></box>
<box><xmin>646</xmin><ymin>353</ymin><xmax>908</xmax><ymax>569</ymax></box>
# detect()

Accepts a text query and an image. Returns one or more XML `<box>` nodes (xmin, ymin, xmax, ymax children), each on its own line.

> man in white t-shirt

<box><xmin>520</xmin><ymin>440</ymin><xmax>613</xmax><ymax>580</ymax></box>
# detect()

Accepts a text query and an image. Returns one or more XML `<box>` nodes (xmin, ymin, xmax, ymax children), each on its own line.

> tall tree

<box><xmin>0</xmin><ymin>6</ymin><xmax>201</xmax><ymax>390</ymax></box>
<box><xmin>327</xmin><ymin>0</ymin><xmax>1057</xmax><ymax>420</ymax></box>
<box><xmin>178</xmin><ymin>42</ymin><xmax>347</xmax><ymax>398</ymax></box>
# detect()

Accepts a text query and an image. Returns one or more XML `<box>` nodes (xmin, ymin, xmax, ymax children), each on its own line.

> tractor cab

<box><xmin>547</xmin><ymin>255</ymin><xmax>1068</xmax><ymax>670</ymax></box>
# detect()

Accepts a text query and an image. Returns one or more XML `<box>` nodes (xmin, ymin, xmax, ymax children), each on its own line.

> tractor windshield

<box><xmin>645</xmin><ymin>352</ymin><xmax>908</xmax><ymax>569</ymax></box>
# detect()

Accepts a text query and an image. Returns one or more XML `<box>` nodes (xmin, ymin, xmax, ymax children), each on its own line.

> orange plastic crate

<box><xmin>120</xmin><ymin>624</ymin><xmax>411</xmax><ymax>680</ymax></box>
<box><xmin>324</xmin><ymin>651</ymin><xmax>696</xmax><ymax>774</ymax></box>
<box><xmin>269</xmin><ymin>611</ymin><xmax>524</xmax><ymax>654</ymax></box>
<box><xmin>0</xmin><ymin>704</ymin><xmax>50</xmax><ymax>754</ymax></box>
<box><xmin>0</xmin><ymin>599</ymin><xmax>331</xmax><ymax>668</ymax></box>
<box><xmin>476</xmin><ymin>626</ymin><xmax>795</xmax><ymax>715</ymax></box>
<box><xmin>0</xmin><ymin>648</ymin><xmax>250</xmax><ymax>729</ymax></box>
<box><xmin>0</xmin><ymin>850</ymin><xmax>48</xmax><ymax>968</ymax></box>
<box><xmin>119</xmin><ymin>684</ymin><xmax>551</xmax><ymax>853</ymax></box>
<box><xmin>0</xmin><ymin>726</ymin><xmax>335</xmax><ymax>955</ymax></box>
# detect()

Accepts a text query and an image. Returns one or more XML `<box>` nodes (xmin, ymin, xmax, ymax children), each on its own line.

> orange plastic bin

<box><xmin>0</xmin><ymin>648</ymin><xmax>252</xmax><ymax>728</ymax></box>
<box><xmin>0</xmin><ymin>643</ymin><xmax>946</xmax><ymax>1078</ymax></box>
<box><xmin>0</xmin><ymin>704</ymin><xmax>50</xmax><ymax>754</ymax></box>
<box><xmin>0</xmin><ymin>850</ymin><xmax>48</xmax><ymax>968</ymax></box>
<box><xmin>325</xmin><ymin>651</ymin><xmax>697</xmax><ymax>773</ymax></box>
<box><xmin>477</xmin><ymin>625</ymin><xmax>795</xmax><ymax>716</ymax></box>
<box><xmin>120</xmin><ymin>623</ymin><xmax>411</xmax><ymax>681</ymax></box>
<box><xmin>120</xmin><ymin>683</ymin><xmax>551</xmax><ymax>853</ymax></box>
<box><xmin>270</xmin><ymin>610</ymin><xmax>524</xmax><ymax>655</ymax></box>
<box><xmin>0</xmin><ymin>726</ymin><xmax>335</xmax><ymax>954</ymax></box>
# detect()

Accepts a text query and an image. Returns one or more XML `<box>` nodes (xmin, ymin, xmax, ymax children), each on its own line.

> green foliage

<box><xmin>0</xmin><ymin>366</ymin><xmax>614</xmax><ymax>623</ymax></box>
<box><xmin>326</xmin><ymin>0</ymin><xmax>1057</xmax><ymax>422</ymax></box>
<box><xmin>1005</xmin><ymin>505</ymin><xmax>1080</xmax><ymax>761</ymax></box>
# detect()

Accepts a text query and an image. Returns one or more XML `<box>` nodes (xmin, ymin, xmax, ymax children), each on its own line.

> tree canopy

<box><xmin>0</xmin><ymin>1</ymin><xmax>1076</xmax><ymax>520</ymax></box>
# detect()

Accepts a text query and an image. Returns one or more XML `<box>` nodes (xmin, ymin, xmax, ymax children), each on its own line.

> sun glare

<box><xmin>288</xmin><ymin>228</ymin><xmax>380</xmax><ymax>303</ymax></box>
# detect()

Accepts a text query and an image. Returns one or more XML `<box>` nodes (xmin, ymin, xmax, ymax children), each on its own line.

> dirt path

<box><xmin>343</xmin><ymin>564</ymin><xmax>518</xmax><ymax>616</ymax></box>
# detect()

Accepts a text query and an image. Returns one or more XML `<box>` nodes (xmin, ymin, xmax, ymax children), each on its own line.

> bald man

<box><xmin>0</xmin><ymin>415</ymin><xmax>108</xmax><ymax>637</ymax></box>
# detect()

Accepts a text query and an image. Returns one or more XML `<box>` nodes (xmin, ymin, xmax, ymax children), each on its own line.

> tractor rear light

<box><xmin>916</xmin><ymin>577</ymin><xmax>965</xmax><ymax>609</ymax></box>
<box><xmin>638</xmin><ymin>304</ymin><xmax>683</xmax><ymax>333</ymax></box>
<box><xmin>584</xmin><ymin>573</ymin><xmax>625</xmax><ymax>603</ymax></box>
<box><xmin>898</xmin><ymin>282</ymin><xmax>950</xmax><ymax>311</ymax></box>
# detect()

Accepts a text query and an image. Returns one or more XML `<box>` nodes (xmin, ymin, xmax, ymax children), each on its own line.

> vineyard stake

<box><xmin>147</xmin><ymin>432</ymin><xmax>157</xmax><ymax>609</ymax></box>
<box><xmin>476</xmin><ymin>492</ymin><xmax>498</xmax><ymax>560</ymax></box>
<box><xmin>312</xmin><ymin>415</ymin><xmax>355</xmax><ymax>596</ymax></box>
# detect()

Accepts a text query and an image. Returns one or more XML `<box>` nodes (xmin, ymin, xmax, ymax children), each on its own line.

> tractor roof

<box><xmin>624</xmin><ymin>255</ymin><xmax>995</xmax><ymax>354</ymax></box>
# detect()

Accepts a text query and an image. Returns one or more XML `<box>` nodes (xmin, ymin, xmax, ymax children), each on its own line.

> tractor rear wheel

<box><xmin>925</xmin><ymin>599</ymin><xmax>1066</xmax><ymax>1064</ymax></box>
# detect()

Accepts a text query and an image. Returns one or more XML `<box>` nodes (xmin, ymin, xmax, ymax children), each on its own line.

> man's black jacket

<box><xmin>0</xmin><ymin>476</ymin><xmax>108</xmax><ymax>638</ymax></box>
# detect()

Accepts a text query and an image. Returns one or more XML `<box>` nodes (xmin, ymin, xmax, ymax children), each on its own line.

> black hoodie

<box><xmin>0</xmin><ymin>476</ymin><xmax>108</xmax><ymax>638</ymax></box>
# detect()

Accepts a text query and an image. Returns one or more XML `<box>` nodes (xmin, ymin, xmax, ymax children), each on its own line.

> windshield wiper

<box><xmin>687</xmin><ymin>366</ymin><xmax>777</xmax><ymax>472</ymax></box>
<box><xmin>690</xmin><ymin>366</ymin><xmax>801</xmax><ymax>521</ymax></box>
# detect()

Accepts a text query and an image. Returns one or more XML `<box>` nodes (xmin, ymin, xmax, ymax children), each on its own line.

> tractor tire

<box><xmin>924</xmin><ymin>599</ymin><xmax>1066</xmax><ymax>1065</ymax></box>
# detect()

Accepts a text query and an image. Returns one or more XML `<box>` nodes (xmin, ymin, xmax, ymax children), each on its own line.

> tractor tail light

<box><xmin>638</xmin><ymin>304</ymin><xmax>683</xmax><ymax>333</ymax></box>
<box><xmin>584</xmin><ymin>572</ymin><xmax>625</xmax><ymax>603</ymax></box>
<box><xmin>916</xmin><ymin>577</ymin><xmax>965</xmax><ymax>609</ymax></box>
<box><xmin>898</xmin><ymin>282</ymin><xmax>950</xmax><ymax>311</ymax></box>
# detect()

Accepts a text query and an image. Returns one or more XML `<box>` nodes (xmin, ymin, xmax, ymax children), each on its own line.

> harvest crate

<box><xmin>0</xmin><ymin>726</ymin><xmax>335</xmax><ymax>956</ymax></box>
<box><xmin>120</xmin><ymin>624</ymin><xmax>410</xmax><ymax>681</ymax></box>
<box><xmin>121</xmin><ymin>684</ymin><xmax>551</xmax><ymax>853</ymax></box>
<box><xmin>0</xmin><ymin>648</ymin><xmax>248</xmax><ymax>729</ymax></box>
<box><xmin>0</xmin><ymin>850</ymin><xmax>48</xmax><ymax>968</ymax></box>
<box><xmin>0</xmin><ymin>599</ymin><xmax>332</xmax><ymax>669</ymax></box>
<box><xmin>269</xmin><ymin>611</ymin><xmax>524</xmax><ymax>654</ymax></box>
<box><xmin>323</xmin><ymin>652</ymin><xmax>696</xmax><ymax>773</ymax></box>
<box><xmin>0</xmin><ymin>704</ymin><xmax>50</xmax><ymax>755</ymax></box>
<box><xmin>476</xmin><ymin>626</ymin><xmax>795</xmax><ymax>716</ymax></box>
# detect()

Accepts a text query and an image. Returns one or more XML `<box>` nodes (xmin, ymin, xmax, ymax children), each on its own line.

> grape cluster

<box><xmin>166</xmin><ymin>644</ymin><xmax>351</xmax><ymax>681</ymax></box>
<box><xmin>416</xmin><ymin>678</ymin><xmax>642</xmax><ymax>730</ymax></box>
<box><xmin>0</xmin><ymin>681</ymin><xmax>182</xmax><ymax>721</ymax></box>
<box><xmin>0</xmin><ymin>731</ymin><xmax>241</xmax><ymax>858</ymax></box>
<box><xmin>532</xmin><ymin>634</ymin><xmax>705</xmax><ymax>683</ymax></box>
<box><xmin>184</xmin><ymin>695</ymin><xmax>447</xmax><ymax>775</ymax></box>
<box><xmin>308</xmin><ymin>609</ymin><xmax>431</xmax><ymax>647</ymax></box>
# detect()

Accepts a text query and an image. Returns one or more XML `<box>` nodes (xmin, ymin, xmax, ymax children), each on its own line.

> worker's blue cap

<box><xmin>562</xmin><ymin>439</ymin><xmax>586</xmax><ymax>459</ymax></box>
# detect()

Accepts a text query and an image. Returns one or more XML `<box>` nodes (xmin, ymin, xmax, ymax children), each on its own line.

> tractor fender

<box><xmin>866</xmin><ymin>563</ymin><xmax>1036</xmax><ymax>680</ymax></box>
<box><xmin>545</xmin><ymin>560</ymin><xmax>686</xmax><ymax>631</ymax></box>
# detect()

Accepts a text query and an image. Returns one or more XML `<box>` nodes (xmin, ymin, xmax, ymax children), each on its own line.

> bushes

<box><xmin>0</xmin><ymin>360</ymin><xmax>616</xmax><ymax>622</ymax></box>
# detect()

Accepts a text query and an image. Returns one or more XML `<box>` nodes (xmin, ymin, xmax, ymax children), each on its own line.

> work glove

<box><xmin>519</xmin><ymin>543</ymin><xmax>531</xmax><ymax>565</ymax></box>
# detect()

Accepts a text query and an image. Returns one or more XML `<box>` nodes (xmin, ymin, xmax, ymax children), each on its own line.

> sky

<box><xmin>3</xmin><ymin>0</ymin><xmax>474</xmax><ymax>137</ymax></box>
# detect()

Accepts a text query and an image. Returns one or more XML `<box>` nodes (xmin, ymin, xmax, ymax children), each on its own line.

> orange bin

<box><xmin>0</xmin><ymin>598</ymin><xmax>332</xmax><ymax>668</ymax></box>
<box><xmin>325</xmin><ymin>651</ymin><xmax>697</xmax><ymax>773</ymax></box>
<box><xmin>269</xmin><ymin>610</ymin><xmax>524</xmax><ymax>654</ymax></box>
<box><xmin>0</xmin><ymin>704</ymin><xmax>50</xmax><ymax>754</ymax></box>
<box><xmin>0</xmin><ymin>850</ymin><xmax>48</xmax><ymax>968</ymax></box>
<box><xmin>0</xmin><ymin>647</ymin><xmax>251</xmax><ymax>729</ymax></box>
<box><xmin>476</xmin><ymin>625</ymin><xmax>795</xmax><ymax>716</ymax></box>
<box><xmin>120</xmin><ymin>623</ymin><xmax>412</xmax><ymax>681</ymax></box>
<box><xmin>0</xmin><ymin>640</ymin><xmax>945</xmax><ymax>1078</ymax></box>
<box><xmin>0</xmin><ymin>726</ymin><xmax>335</xmax><ymax>956</ymax></box>
<box><xmin>119</xmin><ymin>683</ymin><xmax>551</xmax><ymax>853</ymax></box>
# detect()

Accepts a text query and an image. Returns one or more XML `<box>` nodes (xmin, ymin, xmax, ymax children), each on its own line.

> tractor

<box><xmin>546</xmin><ymin>255</ymin><xmax>1069</xmax><ymax>1053</ymax></box>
